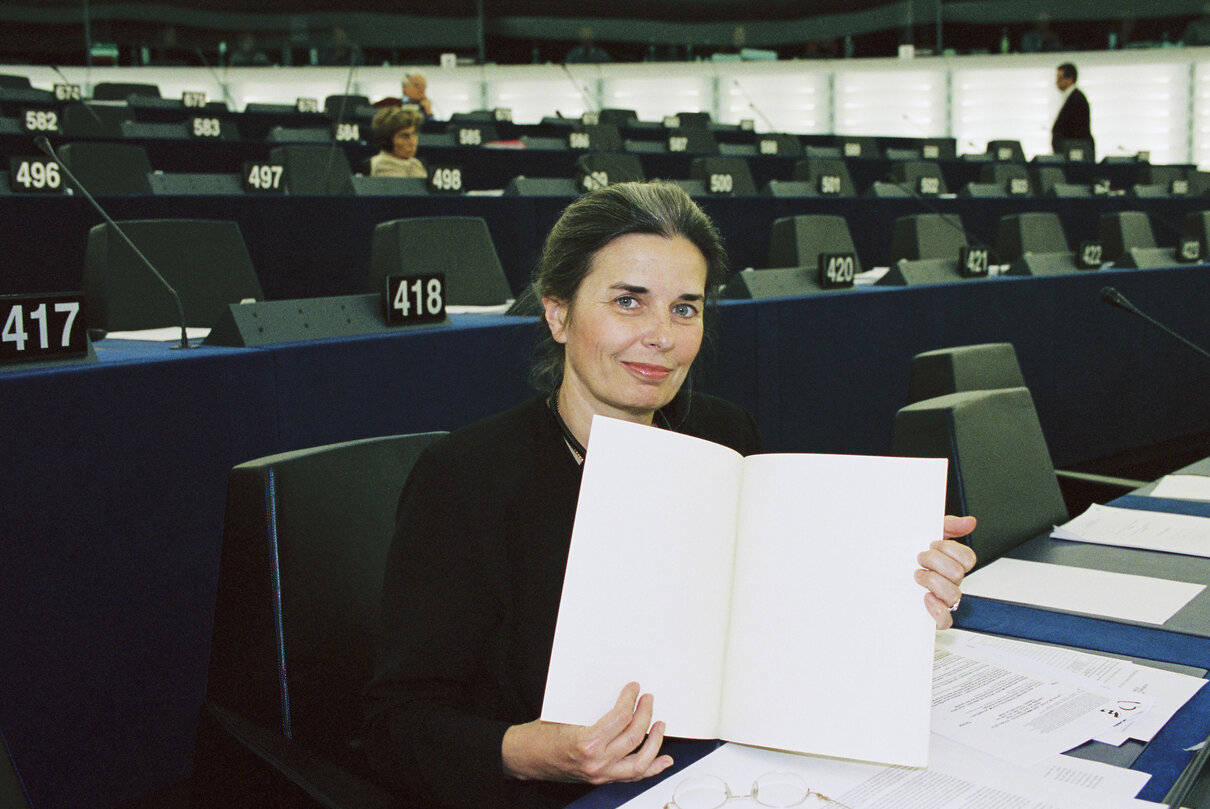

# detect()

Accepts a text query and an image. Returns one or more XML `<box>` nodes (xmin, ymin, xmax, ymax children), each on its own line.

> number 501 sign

<box><xmin>384</xmin><ymin>274</ymin><xmax>445</xmax><ymax>325</ymax></box>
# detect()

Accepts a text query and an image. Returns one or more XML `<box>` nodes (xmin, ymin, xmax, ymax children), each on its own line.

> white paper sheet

<box><xmin>618</xmin><ymin>737</ymin><xmax>1163</xmax><ymax>809</ymax></box>
<box><xmin>960</xmin><ymin>558</ymin><xmax>1205</xmax><ymax>624</ymax></box>
<box><xmin>1053</xmin><ymin>503</ymin><xmax>1210</xmax><ymax>558</ymax></box>
<box><xmin>102</xmin><ymin>326</ymin><xmax>210</xmax><ymax>341</ymax></box>
<box><xmin>945</xmin><ymin>629</ymin><xmax>1206</xmax><ymax>744</ymax></box>
<box><xmin>542</xmin><ymin>416</ymin><xmax>945</xmax><ymax>767</ymax></box>
<box><xmin>1149</xmin><ymin>474</ymin><xmax>1210</xmax><ymax>503</ymax></box>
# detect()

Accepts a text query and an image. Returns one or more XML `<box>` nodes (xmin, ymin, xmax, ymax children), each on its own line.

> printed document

<box><xmin>931</xmin><ymin>632</ymin><xmax>1130</xmax><ymax>766</ymax></box>
<box><xmin>943</xmin><ymin>629</ymin><xmax>1205</xmax><ymax>745</ymax></box>
<box><xmin>1053</xmin><ymin>503</ymin><xmax>1210</xmax><ymax>558</ymax></box>
<box><xmin>542</xmin><ymin>416</ymin><xmax>947</xmax><ymax>767</ymax></box>
<box><xmin>619</xmin><ymin>737</ymin><xmax>1162</xmax><ymax>809</ymax></box>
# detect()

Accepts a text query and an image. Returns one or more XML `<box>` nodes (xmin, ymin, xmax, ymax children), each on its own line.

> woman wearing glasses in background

<box><xmin>364</xmin><ymin>181</ymin><xmax>976</xmax><ymax>809</ymax></box>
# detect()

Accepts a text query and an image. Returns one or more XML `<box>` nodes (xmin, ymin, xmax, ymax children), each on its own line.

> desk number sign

<box><xmin>818</xmin><ymin>253</ymin><xmax>856</xmax><ymax>289</ymax></box>
<box><xmin>427</xmin><ymin>166</ymin><xmax>464</xmax><ymax>195</ymax></box>
<box><xmin>959</xmin><ymin>246</ymin><xmax>990</xmax><ymax>277</ymax></box>
<box><xmin>53</xmin><ymin>83</ymin><xmax>82</xmax><ymax>102</ymax></box>
<box><xmin>0</xmin><ymin>293</ymin><xmax>87</xmax><ymax>364</ymax></box>
<box><xmin>242</xmin><ymin>162</ymin><xmax>285</xmax><ymax>193</ymax></box>
<box><xmin>384</xmin><ymin>274</ymin><xmax>445</xmax><ymax>325</ymax></box>
<box><xmin>9</xmin><ymin>156</ymin><xmax>65</xmax><ymax>193</ymax></box>
<box><xmin>1177</xmin><ymin>237</ymin><xmax>1203</xmax><ymax>264</ymax></box>
<box><xmin>1077</xmin><ymin>241</ymin><xmax>1104</xmax><ymax>270</ymax></box>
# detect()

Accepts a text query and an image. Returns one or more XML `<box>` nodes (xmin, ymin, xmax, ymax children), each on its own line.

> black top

<box><xmin>363</xmin><ymin>392</ymin><xmax>762</xmax><ymax>809</ymax></box>
<box><xmin>1051</xmin><ymin>87</ymin><xmax>1092</xmax><ymax>153</ymax></box>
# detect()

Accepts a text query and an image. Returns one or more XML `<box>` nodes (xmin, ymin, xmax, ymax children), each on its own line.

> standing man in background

<box><xmin>1051</xmin><ymin>62</ymin><xmax>1092</xmax><ymax>154</ymax></box>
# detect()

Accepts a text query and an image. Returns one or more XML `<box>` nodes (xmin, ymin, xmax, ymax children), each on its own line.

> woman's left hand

<box><xmin>916</xmin><ymin>515</ymin><xmax>977</xmax><ymax>629</ymax></box>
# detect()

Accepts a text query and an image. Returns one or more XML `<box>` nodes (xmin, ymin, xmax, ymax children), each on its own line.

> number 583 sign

<box><xmin>383</xmin><ymin>274</ymin><xmax>446</xmax><ymax>325</ymax></box>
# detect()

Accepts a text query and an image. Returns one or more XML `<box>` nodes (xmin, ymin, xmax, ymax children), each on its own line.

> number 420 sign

<box><xmin>384</xmin><ymin>274</ymin><xmax>446</xmax><ymax>325</ymax></box>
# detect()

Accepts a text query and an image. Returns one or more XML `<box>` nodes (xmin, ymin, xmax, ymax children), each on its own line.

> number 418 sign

<box><xmin>384</xmin><ymin>274</ymin><xmax>445</xmax><ymax>325</ymax></box>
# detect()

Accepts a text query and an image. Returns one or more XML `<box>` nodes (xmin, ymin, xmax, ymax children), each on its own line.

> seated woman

<box><xmin>363</xmin><ymin>181</ymin><xmax>976</xmax><ymax>809</ymax></box>
<box><xmin>369</xmin><ymin>106</ymin><xmax>427</xmax><ymax>178</ymax></box>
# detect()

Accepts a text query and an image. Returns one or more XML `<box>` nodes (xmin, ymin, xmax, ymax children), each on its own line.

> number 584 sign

<box><xmin>384</xmin><ymin>274</ymin><xmax>445</xmax><ymax>325</ymax></box>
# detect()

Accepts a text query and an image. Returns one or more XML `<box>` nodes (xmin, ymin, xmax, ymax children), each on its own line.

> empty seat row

<box><xmin>724</xmin><ymin>208</ymin><xmax>1210</xmax><ymax>298</ymax></box>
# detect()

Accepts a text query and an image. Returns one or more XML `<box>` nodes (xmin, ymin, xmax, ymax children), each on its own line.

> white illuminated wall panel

<box><xmin>1081</xmin><ymin>62</ymin><xmax>1188</xmax><ymax>164</ymax></box>
<box><xmin>487</xmin><ymin>66</ymin><xmax>593</xmax><ymax>123</ymax></box>
<box><xmin>1194</xmin><ymin>61</ymin><xmax>1210</xmax><ymax>169</ymax></box>
<box><xmin>600</xmin><ymin>64</ymin><xmax>712</xmax><ymax>124</ymax></box>
<box><xmin>952</xmin><ymin>65</ymin><xmax>1052</xmax><ymax>158</ymax></box>
<box><xmin>834</xmin><ymin>64</ymin><xmax>946</xmax><ymax>140</ymax></box>
<box><xmin>714</xmin><ymin>62</ymin><xmax>829</xmax><ymax>133</ymax></box>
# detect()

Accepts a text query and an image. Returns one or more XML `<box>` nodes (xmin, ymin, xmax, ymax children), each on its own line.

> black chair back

<box><xmin>206</xmin><ymin>432</ymin><xmax>446</xmax><ymax>755</ymax></box>
<box><xmin>1</xmin><ymin>730</ymin><xmax>32</xmax><ymax>809</ymax></box>
<box><xmin>58</xmin><ymin>142</ymin><xmax>152</xmax><ymax>194</ymax></box>
<box><xmin>890</xmin><ymin>213</ymin><xmax>968</xmax><ymax>263</ymax></box>
<box><xmin>907</xmin><ymin>343</ymin><xmax>1026</xmax><ymax>404</ymax></box>
<box><xmin>267</xmin><ymin>145</ymin><xmax>355</xmax><ymax>194</ymax></box>
<box><xmin>84</xmin><ymin>219</ymin><xmax>264</xmax><ymax>331</ymax></box>
<box><xmin>767</xmin><ymin>214</ymin><xmax>862</xmax><ymax>272</ymax></box>
<box><xmin>893</xmin><ymin>387</ymin><xmax>1067</xmax><ymax>566</ymax></box>
<box><xmin>369</xmin><ymin>217</ymin><xmax>513</xmax><ymax>306</ymax></box>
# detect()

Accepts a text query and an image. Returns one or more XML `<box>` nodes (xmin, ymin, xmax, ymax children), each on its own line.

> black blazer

<box><xmin>1052</xmin><ymin>87</ymin><xmax>1092</xmax><ymax>153</ymax></box>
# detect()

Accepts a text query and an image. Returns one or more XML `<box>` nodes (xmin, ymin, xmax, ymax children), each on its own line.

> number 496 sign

<box><xmin>384</xmin><ymin>274</ymin><xmax>445</xmax><ymax>325</ymax></box>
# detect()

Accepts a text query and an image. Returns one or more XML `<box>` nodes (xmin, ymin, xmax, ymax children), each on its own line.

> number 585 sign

<box><xmin>384</xmin><ymin>274</ymin><xmax>445</xmax><ymax>325</ymax></box>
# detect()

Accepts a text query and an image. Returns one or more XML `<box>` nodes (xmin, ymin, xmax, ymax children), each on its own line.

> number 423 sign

<box><xmin>383</xmin><ymin>274</ymin><xmax>446</xmax><ymax>325</ymax></box>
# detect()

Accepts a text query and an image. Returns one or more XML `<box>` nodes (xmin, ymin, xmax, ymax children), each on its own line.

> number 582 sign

<box><xmin>384</xmin><ymin>274</ymin><xmax>445</xmax><ymax>325</ymax></box>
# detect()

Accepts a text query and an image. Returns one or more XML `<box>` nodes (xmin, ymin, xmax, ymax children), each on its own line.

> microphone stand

<box><xmin>36</xmin><ymin>137</ymin><xmax>194</xmax><ymax>350</ymax></box>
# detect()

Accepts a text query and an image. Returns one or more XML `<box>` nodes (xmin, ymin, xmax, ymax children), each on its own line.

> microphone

<box><xmin>561</xmin><ymin>64</ymin><xmax>599</xmax><ymax>115</ymax></box>
<box><xmin>1100</xmin><ymin>286</ymin><xmax>1210</xmax><ymax>363</ymax></box>
<box><xmin>35</xmin><ymin>137</ymin><xmax>194</xmax><ymax>350</ymax></box>
<box><xmin>193</xmin><ymin>46</ymin><xmax>232</xmax><ymax>108</ymax></box>
<box><xmin>731</xmin><ymin>79</ymin><xmax>775</xmax><ymax>132</ymax></box>
<box><xmin>50</xmin><ymin>64</ymin><xmax>105</xmax><ymax>128</ymax></box>
<box><xmin>324</xmin><ymin>42</ymin><xmax>361</xmax><ymax>194</ymax></box>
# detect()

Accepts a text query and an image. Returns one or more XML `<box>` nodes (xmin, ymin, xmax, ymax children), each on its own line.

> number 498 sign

<box><xmin>384</xmin><ymin>274</ymin><xmax>445</xmax><ymax>325</ymax></box>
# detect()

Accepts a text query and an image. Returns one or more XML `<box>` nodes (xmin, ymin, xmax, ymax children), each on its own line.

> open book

<box><xmin>541</xmin><ymin>416</ymin><xmax>947</xmax><ymax>768</ymax></box>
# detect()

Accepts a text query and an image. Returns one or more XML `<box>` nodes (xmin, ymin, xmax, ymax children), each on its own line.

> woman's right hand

<box><xmin>501</xmin><ymin>682</ymin><xmax>673</xmax><ymax>785</ymax></box>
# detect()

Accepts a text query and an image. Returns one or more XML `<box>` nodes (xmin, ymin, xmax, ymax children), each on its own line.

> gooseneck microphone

<box><xmin>1100</xmin><ymin>286</ymin><xmax>1210</xmax><ymax>363</ymax></box>
<box><xmin>561</xmin><ymin>63</ymin><xmax>599</xmax><ymax>114</ymax></box>
<box><xmin>35</xmin><ymin>136</ymin><xmax>194</xmax><ymax>350</ymax></box>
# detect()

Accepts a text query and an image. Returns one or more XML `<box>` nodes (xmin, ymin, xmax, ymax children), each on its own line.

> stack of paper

<box><xmin>619</xmin><ymin>630</ymin><xmax>1205</xmax><ymax>808</ymax></box>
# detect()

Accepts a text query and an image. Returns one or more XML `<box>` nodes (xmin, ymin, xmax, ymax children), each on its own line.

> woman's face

<box><xmin>391</xmin><ymin>126</ymin><xmax>418</xmax><ymax>159</ymax></box>
<box><xmin>543</xmin><ymin>233</ymin><xmax>707</xmax><ymax>422</ymax></box>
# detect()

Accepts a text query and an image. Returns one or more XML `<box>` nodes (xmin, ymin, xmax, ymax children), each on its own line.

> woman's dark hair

<box><xmin>530</xmin><ymin>181</ymin><xmax>728</xmax><ymax>392</ymax></box>
<box><xmin>370</xmin><ymin>106</ymin><xmax>422</xmax><ymax>152</ymax></box>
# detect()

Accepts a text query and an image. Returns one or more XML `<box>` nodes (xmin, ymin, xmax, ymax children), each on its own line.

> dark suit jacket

<box><xmin>1052</xmin><ymin>87</ymin><xmax>1092</xmax><ymax>153</ymax></box>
